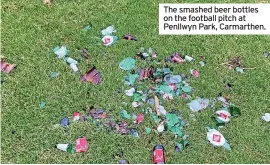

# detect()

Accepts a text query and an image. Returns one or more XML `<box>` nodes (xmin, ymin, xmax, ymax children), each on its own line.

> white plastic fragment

<box><xmin>57</xmin><ymin>144</ymin><xmax>69</xmax><ymax>151</ymax></box>
<box><xmin>125</xmin><ymin>88</ymin><xmax>135</xmax><ymax>96</ymax></box>
<box><xmin>132</xmin><ymin>102</ymin><xmax>140</xmax><ymax>108</ymax></box>
<box><xmin>262</xmin><ymin>113</ymin><xmax>270</xmax><ymax>122</ymax></box>
<box><xmin>217</xmin><ymin>96</ymin><xmax>229</xmax><ymax>107</ymax></box>
<box><xmin>157</xmin><ymin>122</ymin><xmax>165</xmax><ymax>132</ymax></box>
<box><xmin>101</xmin><ymin>25</ymin><xmax>116</xmax><ymax>36</ymax></box>
<box><xmin>70</xmin><ymin>63</ymin><xmax>79</xmax><ymax>72</ymax></box>
<box><xmin>162</xmin><ymin>93</ymin><xmax>173</xmax><ymax>100</ymax></box>
<box><xmin>199</xmin><ymin>61</ymin><xmax>205</xmax><ymax>67</ymax></box>
<box><xmin>187</xmin><ymin>97</ymin><xmax>209</xmax><ymax>112</ymax></box>
<box><xmin>54</xmin><ymin>46</ymin><xmax>68</xmax><ymax>58</ymax></box>
<box><xmin>158</xmin><ymin>105</ymin><xmax>167</xmax><ymax>115</ymax></box>
<box><xmin>185</xmin><ymin>55</ymin><xmax>194</xmax><ymax>62</ymax></box>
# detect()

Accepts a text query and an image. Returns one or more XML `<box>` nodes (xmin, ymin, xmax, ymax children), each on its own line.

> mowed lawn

<box><xmin>1</xmin><ymin>0</ymin><xmax>270</xmax><ymax>163</ymax></box>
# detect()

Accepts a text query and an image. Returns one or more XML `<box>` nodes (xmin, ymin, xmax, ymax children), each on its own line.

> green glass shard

<box><xmin>229</xmin><ymin>106</ymin><xmax>241</xmax><ymax>117</ymax></box>
<box><xmin>145</xmin><ymin>127</ymin><xmax>151</xmax><ymax>134</ymax></box>
<box><xmin>182</xmin><ymin>86</ymin><xmax>192</xmax><ymax>93</ymax></box>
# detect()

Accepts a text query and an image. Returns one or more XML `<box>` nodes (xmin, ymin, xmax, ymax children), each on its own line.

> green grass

<box><xmin>1</xmin><ymin>0</ymin><xmax>270</xmax><ymax>163</ymax></box>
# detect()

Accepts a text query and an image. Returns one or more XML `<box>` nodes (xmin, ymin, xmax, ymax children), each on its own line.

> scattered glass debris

<box><xmin>188</xmin><ymin>98</ymin><xmax>209</xmax><ymax>112</ymax></box>
<box><xmin>125</xmin><ymin>88</ymin><xmax>135</xmax><ymax>96</ymax></box>
<box><xmin>50</xmin><ymin>72</ymin><xmax>59</xmax><ymax>78</ymax></box>
<box><xmin>124</xmin><ymin>34</ymin><xmax>137</xmax><ymax>41</ymax></box>
<box><xmin>185</xmin><ymin>55</ymin><xmax>194</xmax><ymax>62</ymax></box>
<box><xmin>145</xmin><ymin>127</ymin><xmax>151</xmax><ymax>134</ymax></box>
<box><xmin>262</xmin><ymin>113</ymin><xmax>270</xmax><ymax>122</ymax></box>
<box><xmin>206</xmin><ymin>127</ymin><xmax>231</xmax><ymax>150</ymax></box>
<box><xmin>88</xmin><ymin>107</ymin><xmax>106</xmax><ymax>119</ymax></box>
<box><xmin>101</xmin><ymin>25</ymin><xmax>116</xmax><ymax>36</ymax></box>
<box><xmin>101</xmin><ymin>25</ymin><xmax>118</xmax><ymax>46</ymax></box>
<box><xmin>119</xmin><ymin>57</ymin><xmax>136</xmax><ymax>71</ymax></box>
<box><xmin>53</xmin><ymin>46</ymin><xmax>68</xmax><ymax>58</ymax></box>
<box><xmin>190</xmin><ymin>69</ymin><xmax>199</xmax><ymax>78</ymax></box>
<box><xmin>82</xmin><ymin>25</ymin><xmax>91</xmax><ymax>31</ymax></box>
<box><xmin>199</xmin><ymin>61</ymin><xmax>205</xmax><ymax>67</ymax></box>
<box><xmin>39</xmin><ymin>101</ymin><xmax>46</xmax><ymax>109</ymax></box>
<box><xmin>135</xmin><ymin>113</ymin><xmax>144</xmax><ymax>124</ymax></box>
<box><xmin>60</xmin><ymin>117</ymin><xmax>69</xmax><ymax>127</ymax></box>
<box><xmin>0</xmin><ymin>57</ymin><xmax>16</xmax><ymax>73</ymax></box>
<box><xmin>102</xmin><ymin>35</ymin><xmax>118</xmax><ymax>46</ymax></box>
<box><xmin>56</xmin><ymin>143</ymin><xmax>75</xmax><ymax>153</ymax></box>
<box><xmin>167</xmin><ymin>52</ymin><xmax>184</xmax><ymax>63</ymax></box>
<box><xmin>122</xmin><ymin>110</ymin><xmax>131</xmax><ymax>119</ymax></box>
<box><xmin>118</xmin><ymin>160</ymin><xmax>129</xmax><ymax>164</ymax></box>
<box><xmin>75</xmin><ymin>137</ymin><xmax>88</xmax><ymax>153</ymax></box>
<box><xmin>80</xmin><ymin>66</ymin><xmax>102</xmax><ymax>85</ymax></box>
<box><xmin>80</xmin><ymin>48</ymin><xmax>89</xmax><ymax>59</ymax></box>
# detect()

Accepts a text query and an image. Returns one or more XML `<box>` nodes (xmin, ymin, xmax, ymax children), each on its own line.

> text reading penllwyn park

<box><xmin>162</xmin><ymin>6</ymin><xmax>266</xmax><ymax>31</ymax></box>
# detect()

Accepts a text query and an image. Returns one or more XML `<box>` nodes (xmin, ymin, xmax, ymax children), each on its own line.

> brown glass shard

<box><xmin>1</xmin><ymin>60</ymin><xmax>16</xmax><ymax>73</ymax></box>
<box><xmin>115</xmin><ymin>121</ymin><xmax>130</xmax><ymax>135</ymax></box>
<box><xmin>221</xmin><ymin>56</ymin><xmax>243</xmax><ymax>69</ymax></box>
<box><xmin>138</xmin><ymin>68</ymin><xmax>153</xmax><ymax>81</ymax></box>
<box><xmin>80</xmin><ymin>66</ymin><xmax>102</xmax><ymax>85</ymax></box>
<box><xmin>87</xmin><ymin>107</ymin><xmax>106</xmax><ymax>119</ymax></box>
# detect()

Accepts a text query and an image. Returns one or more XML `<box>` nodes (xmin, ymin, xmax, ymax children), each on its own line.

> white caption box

<box><xmin>159</xmin><ymin>4</ymin><xmax>270</xmax><ymax>35</ymax></box>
